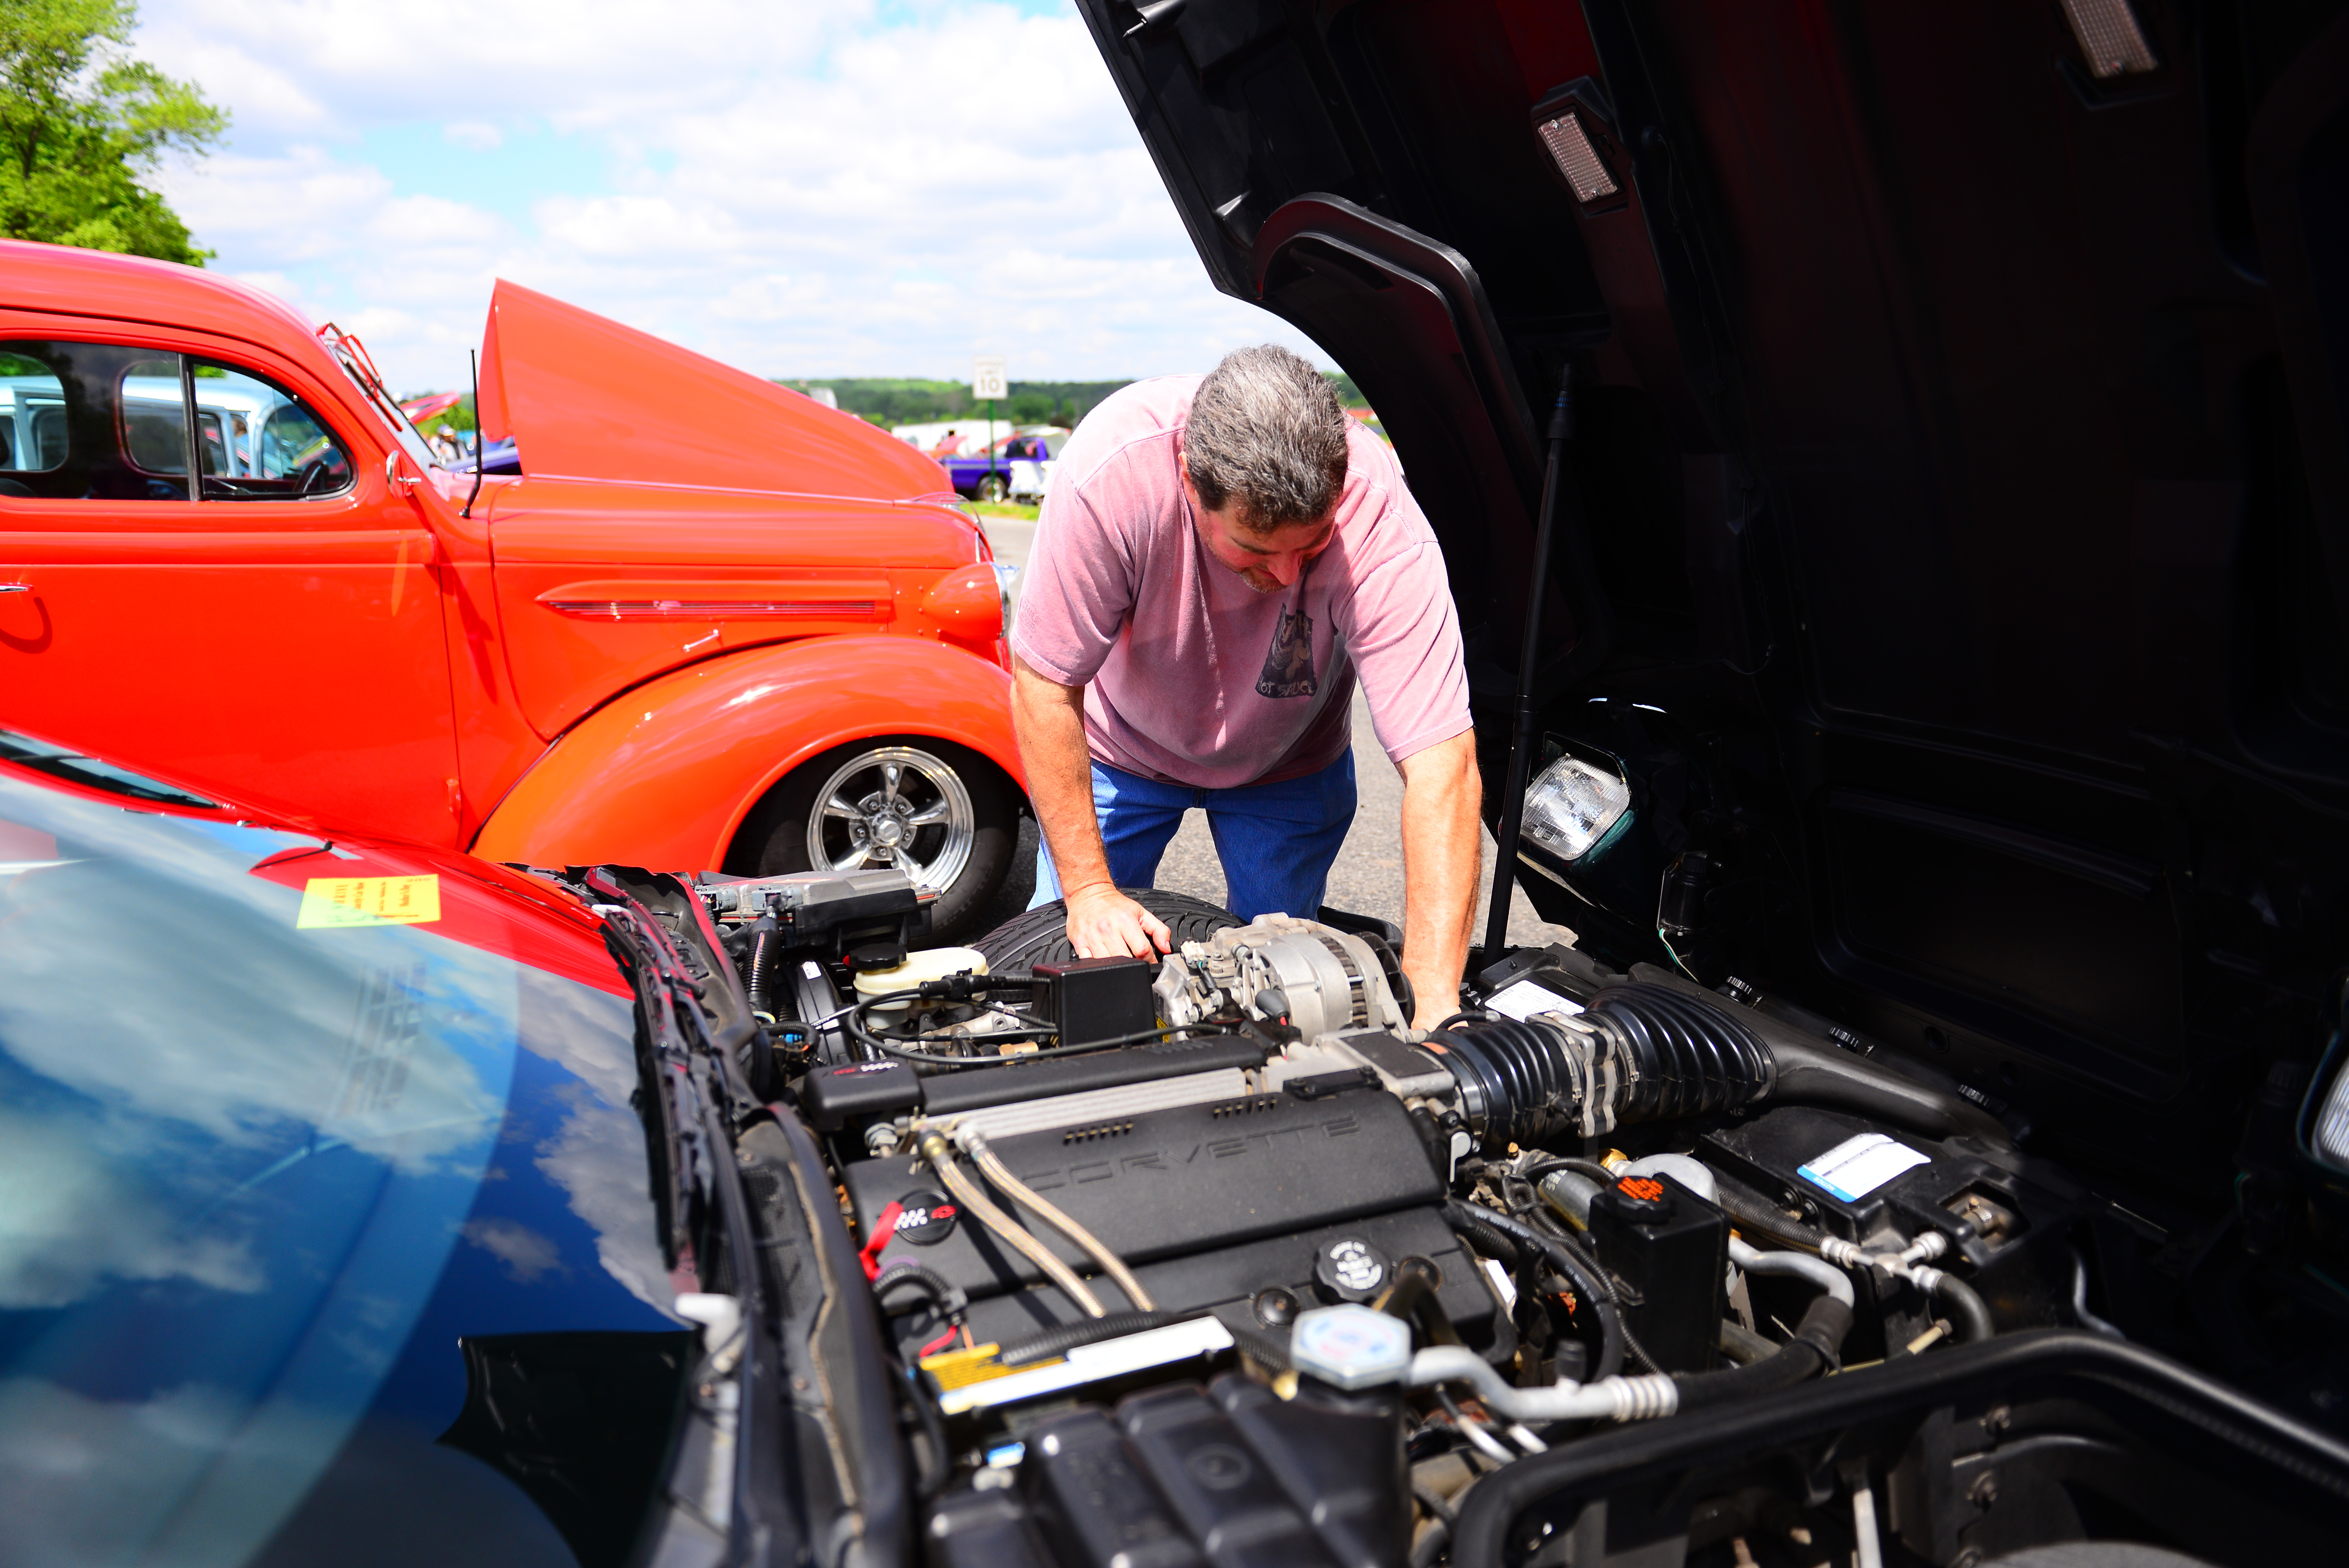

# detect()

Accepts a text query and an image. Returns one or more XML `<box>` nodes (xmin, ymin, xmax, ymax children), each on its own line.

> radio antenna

<box><xmin>462</xmin><ymin>349</ymin><xmax>485</xmax><ymax>519</ymax></box>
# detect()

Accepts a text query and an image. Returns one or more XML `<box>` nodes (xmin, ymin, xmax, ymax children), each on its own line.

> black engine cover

<box><xmin>847</xmin><ymin>1082</ymin><xmax>1504</xmax><ymax>1355</ymax></box>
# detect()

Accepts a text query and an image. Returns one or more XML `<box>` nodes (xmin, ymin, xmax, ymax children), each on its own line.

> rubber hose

<box><xmin>1446</xmin><ymin>1208</ymin><xmax>1522</xmax><ymax>1269</ymax></box>
<box><xmin>1623</xmin><ymin>962</ymin><xmax>2014</xmax><ymax>1149</ymax></box>
<box><xmin>1435</xmin><ymin>1017</ymin><xmax>1586</xmax><ymax>1148</ymax></box>
<box><xmin>1670</xmin><ymin>1294</ymin><xmax>1853</xmax><ymax>1412</ymax></box>
<box><xmin>1444</xmin><ymin>1201</ymin><xmax>1624</xmax><ymax>1381</ymax></box>
<box><xmin>1584</xmin><ymin>982</ymin><xmax>1773</xmax><ymax>1121</ymax></box>
<box><xmin>872</xmin><ymin>1263</ymin><xmax>967</xmax><ymax>1319</ymax></box>
<box><xmin>1730</xmin><ymin>1237</ymin><xmax>1854</xmax><ymax>1307</ymax></box>
<box><xmin>1708</xmin><ymin>1173</ymin><xmax>1832</xmax><ymax>1254</ymax></box>
<box><xmin>896</xmin><ymin>1361</ymin><xmax>951</xmax><ymax>1501</ymax></box>
<box><xmin>1934</xmin><ymin>1272</ymin><xmax>1995</xmax><ymax>1343</ymax></box>
<box><xmin>996</xmin><ymin>1309</ymin><xmax>1183</xmax><ymax>1366</ymax></box>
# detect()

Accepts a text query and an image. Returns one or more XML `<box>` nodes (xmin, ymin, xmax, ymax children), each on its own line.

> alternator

<box><xmin>1152</xmin><ymin>914</ymin><xmax>1407</xmax><ymax>1039</ymax></box>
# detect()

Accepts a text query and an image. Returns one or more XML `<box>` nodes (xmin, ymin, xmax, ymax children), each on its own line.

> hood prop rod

<box><xmin>1482</xmin><ymin>370</ymin><xmax>1574</xmax><ymax>961</ymax></box>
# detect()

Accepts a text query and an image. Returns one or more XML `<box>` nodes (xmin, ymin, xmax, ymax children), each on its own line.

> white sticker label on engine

<box><xmin>1797</xmin><ymin>1132</ymin><xmax>1930</xmax><ymax>1203</ymax></box>
<box><xmin>1485</xmin><ymin>978</ymin><xmax>1585</xmax><ymax>1022</ymax></box>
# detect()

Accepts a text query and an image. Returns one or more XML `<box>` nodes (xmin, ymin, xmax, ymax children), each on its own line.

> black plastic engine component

<box><xmin>1701</xmin><ymin>1104</ymin><xmax>2083</xmax><ymax>1335</ymax></box>
<box><xmin>850</xmin><ymin>1085</ymin><xmax>1443</xmax><ymax>1298</ymax></box>
<box><xmin>919</xmin><ymin>1035</ymin><xmax>1265</xmax><ymax>1116</ymax></box>
<box><xmin>1312</xmin><ymin>1235</ymin><xmax>1394</xmax><ymax>1303</ymax></box>
<box><xmin>694</xmin><ymin>867</ymin><xmax>929</xmax><ymax>953</ymax></box>
<box><xmin>802</xmin><ymin>1059</ymin><xmax>922</xmax><ymax>1128</ymax></box>
<box><xmin>803</xmin><ymin>1036</ymin><xmax>1269</xmax><ymax>1133</ymax></box>
<box><xmin>1584</xmin><ymin>1172</ymin><xmax>1727</xmax><ymax>1372</ymax></box>
<box><xmin>1030</xmin><ymin>955</ymin><xmax>1158</xmax><ymax>1047</ymax></box>
<box><xmin>1448</xmin><ymin>1331</ymin><xmax>2349</xmax><ymax>1568</ymax></box>
<box><xmin>1433</xmin><ymin>982</ymin><xmax>1772</xmax><ymax>1151</ymax></box>
<box><xmin>924</xmin><ymin>1372</ymin><xmax>1407</xmax><ymax>1568</ymax></box>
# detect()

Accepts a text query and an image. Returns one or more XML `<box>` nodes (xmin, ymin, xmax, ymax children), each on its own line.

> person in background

<box><xmin>1008</xmin><ymin>345</ymin><xmax>1480</xmax><ymax>1026</ymax></box>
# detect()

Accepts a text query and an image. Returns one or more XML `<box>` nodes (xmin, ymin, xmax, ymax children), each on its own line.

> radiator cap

<box><xmin>1290</xmin><ymin>1303</ymin><xmax>1411</xmax><ymax>1390</ymax></box>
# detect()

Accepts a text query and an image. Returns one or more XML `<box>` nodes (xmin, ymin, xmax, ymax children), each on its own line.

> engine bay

<box><xmin>661</xmin><ymin>868</ymin><xmax>2349</xmax><ymax>1568</ymax></box>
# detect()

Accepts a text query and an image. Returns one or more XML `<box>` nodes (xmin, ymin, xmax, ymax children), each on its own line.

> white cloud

<box><xmin>459</xmin><ymin>1216</ymin><xmax>568</xmax><ymax>1282</ymax></box>
<box><xmin>136</xmin><ymin>0</ymin><xmax>1325</xmax><ymax>394</ymax></box>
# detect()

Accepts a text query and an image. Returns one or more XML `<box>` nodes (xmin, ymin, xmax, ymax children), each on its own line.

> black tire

<box><xmin>972</xmin><ymin>887</ymin><xmax>1243</xmax><ymax>971</ymax></box>
<box><xmin>976</xmin><ymin>473</ymin><xmax>1009</xmax><ymax>504</ymax></box>
<box><xmin>748</xmin><ymin>736</ymin><xmax>1017</xmax><ymax>943</ymax></box>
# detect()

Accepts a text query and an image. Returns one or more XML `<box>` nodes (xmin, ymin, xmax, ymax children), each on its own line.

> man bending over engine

<box><xmin>1009</xmin><ymin>344</ymin><xmax>1480</xmax><ymax>1026</ymax></box>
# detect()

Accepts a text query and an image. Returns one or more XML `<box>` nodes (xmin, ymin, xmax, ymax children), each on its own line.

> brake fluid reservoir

<box><xmin>853</xmin><ymin>947</ymin><xmax>989</xmax><ymax>1015</ymax></box>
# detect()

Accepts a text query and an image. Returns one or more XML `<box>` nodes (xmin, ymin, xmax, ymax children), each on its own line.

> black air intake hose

<box><xmin>1435</xmin><ymin>983</ymin><xmax>1769</xmax><ymax>1148</ymax></box>
<box><xmin>1585</xmin><ymin>982</ymin><xmax>1771</xmax><ymax>1121</ymax></box>
<box><xmin>1431</xmin><ymin>1017</ymin><xmax>1589</xmax><ymax>1148</ymax></box>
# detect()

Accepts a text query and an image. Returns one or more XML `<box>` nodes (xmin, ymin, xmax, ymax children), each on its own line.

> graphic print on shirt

<box><xmin>1256</xmin><ymin>604</ymin><xmax>1318</xmax><ymax>698</ymax></box>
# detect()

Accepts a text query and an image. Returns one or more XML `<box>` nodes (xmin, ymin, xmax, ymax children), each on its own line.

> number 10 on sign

<box><xmin>971</xmin><ymin>357</ymin><xmax>1007</xmax><ymax>401</ymax></box>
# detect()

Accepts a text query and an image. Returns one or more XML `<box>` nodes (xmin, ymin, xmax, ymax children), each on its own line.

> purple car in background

<box><xmin>941</xmin><ymin>430</ymin><xmax>1055</xmax><ymax>502</ymax></box>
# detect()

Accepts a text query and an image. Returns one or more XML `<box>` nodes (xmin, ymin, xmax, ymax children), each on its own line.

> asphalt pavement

<box><xmin>962</xmin><ymin>513</ymin><xmax>1577</xmax><ymax>957</ymax></box>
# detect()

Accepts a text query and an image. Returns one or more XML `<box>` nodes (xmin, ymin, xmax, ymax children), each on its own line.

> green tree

<box><xmin>0</xmin><ymin>0</ymin><xmax>226</xmax><ymax>264</ymax></box>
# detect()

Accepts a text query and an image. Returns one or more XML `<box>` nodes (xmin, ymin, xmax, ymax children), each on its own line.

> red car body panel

<box><xmin>0</xmin><ymin>241</ymin><xmax>1022</xmax><ymax>870</ymax></box>
<box><xmin>479</xmin><ymin>279</ymin><xmax>955</xmax><ymax>500</ymax></box>
<box><xmin>468</xmin><ymin>633</ymin><xmax>1019</xmax><ymax>872</ymax></box>
<box><xmin>0</xmin><ymin>727</ymin><xmax>632</xmax><ymax>998</ymax></box>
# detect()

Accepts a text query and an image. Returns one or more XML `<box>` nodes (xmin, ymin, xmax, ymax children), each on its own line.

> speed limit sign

<box><xmin>971</xmin><ymin>356</ymin><xmax>1008</xmax><ymax>401</ymax></box>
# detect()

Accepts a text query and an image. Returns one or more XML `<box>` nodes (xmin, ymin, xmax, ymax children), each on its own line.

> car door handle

<box><xmin>0</xmin><ymin>584</ymin><xmax>28</xmax><ymax>594</ymax></box>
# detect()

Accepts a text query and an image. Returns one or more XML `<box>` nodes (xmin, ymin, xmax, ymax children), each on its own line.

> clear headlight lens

<box><xmin>2315</xmin><ymin>1062</ymin><xmax>2349</xmax><ymax>1167</ymax></box>
<box><xmin>1521</xmin><ymin>755</ymin><xmax>1631</xmax><ymax>862</ymax></box>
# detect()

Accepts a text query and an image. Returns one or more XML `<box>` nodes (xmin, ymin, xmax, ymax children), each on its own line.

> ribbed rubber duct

<box><xmin>1435</xmin><ymin>981</ymin><xmax>1772</xmax><ymax>1148</ymax></box>
<box><xmin>1584</xmin><ymin>982</ymin><xmax>1772</xmax><ymax>1121</ymax></box>
<box><xmin>1430</xmin><ymin>1017</ymin><xmax>1588</xmax><ymax>1148</ymax></box>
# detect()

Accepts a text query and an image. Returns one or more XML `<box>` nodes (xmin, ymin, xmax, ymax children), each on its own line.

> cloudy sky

<box><xmin>135</xmin><ymin>0</ymin><xmax>1322</xmax><ymax>397</ymax></box>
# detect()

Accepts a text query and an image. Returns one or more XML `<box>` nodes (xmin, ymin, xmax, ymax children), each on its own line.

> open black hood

<box><xmin>1078</xmin><ymin>0</ymin><xmax>2349</xmax><ymax>1191</ymax></box>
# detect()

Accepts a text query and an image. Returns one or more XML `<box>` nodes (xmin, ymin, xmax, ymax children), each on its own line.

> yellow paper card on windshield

<box><xmin>297</xmin><ymin>875</ymin><xmax>442</xmax><ymax>928</ymax></box>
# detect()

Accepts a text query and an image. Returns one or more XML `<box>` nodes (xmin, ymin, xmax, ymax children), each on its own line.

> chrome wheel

<box><xmin>805</xmin><ymin>745</ymin><xmax>977</xmax><ymax>894</ymax></box>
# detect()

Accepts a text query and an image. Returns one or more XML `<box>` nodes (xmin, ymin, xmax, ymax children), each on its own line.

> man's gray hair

<box><xmin>1183</xmin><ymin>345</ymin><xmax>1350</xmax><ymax>530</ymax></box>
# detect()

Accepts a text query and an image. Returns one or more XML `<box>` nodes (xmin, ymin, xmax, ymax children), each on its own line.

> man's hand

<box><xmin>1009</xmin><ymin>655</ymin><xmax>1173</xmax><ymax>960</ymax></box>
<box><xmin>1064</xmin><ymin>881</ymin><xmax>1173</xmax><ymax>960</ymax></box>
<box><xmin>1395</xmin><ymin>730</ymin><xmax>1481</xmax><ymax>1029</ymax></box>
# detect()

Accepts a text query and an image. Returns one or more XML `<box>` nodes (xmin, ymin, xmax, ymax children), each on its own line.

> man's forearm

<box><xmin>1011</xmin><ymin>656</ymin><xmax>1173</xmax><ymax>958</ymax></box>
<box><xmin>1010</xmin><ymin>657</ymin><xmax>1113</xmax><ymax>893</ymax></box>
<box><xmin>1396</xmin><ymin>730</ymin><xmax>1482</xmax><ymax>1029</ymax></box>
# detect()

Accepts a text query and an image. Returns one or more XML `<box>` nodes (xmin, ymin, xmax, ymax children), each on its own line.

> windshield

<box><xmin>0</xmin><ymin>771</ymin><xmax>684</xmax><ymax>1567</ymax></box>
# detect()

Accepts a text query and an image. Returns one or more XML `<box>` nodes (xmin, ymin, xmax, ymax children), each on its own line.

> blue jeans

<box><xmin>1028</xmin><ymin>752</ymin><xmax>1358</xmax><ymax>923</ymax></box>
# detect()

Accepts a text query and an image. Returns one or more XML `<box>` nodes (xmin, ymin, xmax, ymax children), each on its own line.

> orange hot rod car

<box><xmin>0</xmin><ymin>241</ymin><xmax>1027</xmax><ymax>937</ymax></box>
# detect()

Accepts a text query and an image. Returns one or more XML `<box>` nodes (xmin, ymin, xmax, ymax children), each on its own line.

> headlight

<box><xmin>1521</xmin><ymin>754</ymin><xmax>1631</xmax><ymax>862</ymax></box>
<box><xmin>2314</xmin><ymin>1058</ymin><xmax>2349</xmax><ymax>1168</ymax></box>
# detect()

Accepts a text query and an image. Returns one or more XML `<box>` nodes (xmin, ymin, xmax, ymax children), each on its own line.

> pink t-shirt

<box><xmin>1010</xmin><ymin>376</ymin><xmax>1472</xmax><ymax>789</ymax></box>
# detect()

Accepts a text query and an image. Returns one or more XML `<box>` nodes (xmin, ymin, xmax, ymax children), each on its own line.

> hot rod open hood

<box><xmin>476</xmin><ymin>279</ymin><xmax>951</xmax><ymax>501</ymax></box>
<box><xmin>1078</xmin><ymin>0</ymin><xmax>2349</xmax><ymax>1182</ymax></box>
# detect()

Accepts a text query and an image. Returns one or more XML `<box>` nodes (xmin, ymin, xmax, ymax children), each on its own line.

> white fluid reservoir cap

<box><xmin>853</xmin><ymin>946</ymin><xmax>988</xmax><ymax>1005</ymax></box>
<box><xmin>1290</xmin><ymin>1303</ymin><xmax>1412</xmax><ymax>1390</ymax></box>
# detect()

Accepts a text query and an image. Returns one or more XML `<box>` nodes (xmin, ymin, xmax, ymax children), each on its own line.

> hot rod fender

<box><xmin>469</xmin><ymin>634</ymin><xmax>1024</xmax><ymax>870</ymax></box>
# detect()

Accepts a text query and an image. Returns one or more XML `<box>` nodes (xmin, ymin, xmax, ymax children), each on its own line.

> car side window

<box><xmin>187</xmin><ymin>359</ymin><xmax>353</xmax><ymax>499</ymax></box>
<box><xmin>0</xmin><ymin>340</ymin><xmax>354</xmax><ymax>504</ymax></box>
<box><xmin>0</xmin><ymin>349</ymin><xmax>69</xmax><ymax>497</ymax></box>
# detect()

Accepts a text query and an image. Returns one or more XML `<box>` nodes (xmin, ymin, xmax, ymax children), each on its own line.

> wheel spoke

<box><xmin>882</xmin><ymin>763</ymin><xmax>902</xmax><ymax>805</ymax></box>
<box><xmin>904</xmin><ymin>800</ymin><xmax>951</xmax><ymax>827</ymax></box>
<box><xmin>896</xmin><ymin>847</ymin><xmax>930</xmax><ymax>886</ymax></box>
<box><xmin>822</xmin><ymin>792</ymin><xmax>861</xmax><ymax>820</ymax></box>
